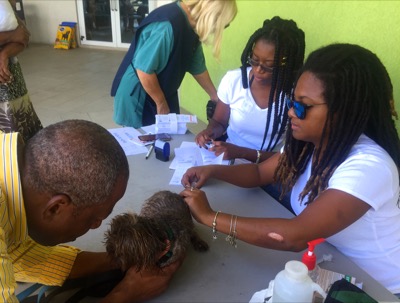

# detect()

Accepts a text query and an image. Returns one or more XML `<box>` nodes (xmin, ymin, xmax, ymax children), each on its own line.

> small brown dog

<box><xmin>104</xmin><ymin>190</ymin><xmax>209</xmax><ymax>271</ymax></box>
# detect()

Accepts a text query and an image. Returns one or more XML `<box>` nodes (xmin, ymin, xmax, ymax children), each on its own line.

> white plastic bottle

<box><xmin>271</xmin><ymin>260</ymin><xmax>326</xmax><ymax>303</ymax></box>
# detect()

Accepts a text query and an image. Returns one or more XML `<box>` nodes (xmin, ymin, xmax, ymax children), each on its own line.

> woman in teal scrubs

<box><xmin>111</xmin><ymin>0</ymin><xmax>237</xmax><ymax>128</ymax></box>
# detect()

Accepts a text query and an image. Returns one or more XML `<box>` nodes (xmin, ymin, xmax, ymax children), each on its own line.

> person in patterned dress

<box><xmin>0</xmin><ymin>2</ymin><xmax>42</xmax><ymax>142</ymax></box>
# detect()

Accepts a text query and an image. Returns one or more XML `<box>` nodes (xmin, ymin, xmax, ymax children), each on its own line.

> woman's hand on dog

<box><xmin>101</xmin><ymin>259</ymin><xmax>183</xmax><ymax>303</ymax></box>
<box><xmin>180</xmin><ymin>188</ymin><xmax>215</xmax><ymax>226</ymax></box>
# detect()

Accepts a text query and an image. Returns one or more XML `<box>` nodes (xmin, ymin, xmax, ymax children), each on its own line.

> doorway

<box><xmin>76</xmin><ymin>0</ymin><xmax>153</xmax><ymax>48</ymax></box>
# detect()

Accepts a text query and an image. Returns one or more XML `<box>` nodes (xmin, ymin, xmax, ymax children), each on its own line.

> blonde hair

<box><xmin>183</xmin><ymin>0</ymin><xmax>237</xmax><ymax>58</ymax></box>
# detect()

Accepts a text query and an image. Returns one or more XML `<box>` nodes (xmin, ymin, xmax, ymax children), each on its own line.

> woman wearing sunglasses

<box><xmin>181</xmin><ymin>43</ymin><xmax>400</xmax><ymax>296</ymax></box>
<box><xmin>195</xmin><ymin>16</ymin><xmax>305</xmax><ymax>164</ymax></box>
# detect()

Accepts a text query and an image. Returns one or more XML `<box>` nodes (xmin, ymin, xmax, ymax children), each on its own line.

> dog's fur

<box><xmin>104</xmin><ymin>190</ymin><xmax>209</xmax><ymax>271</ymax></box>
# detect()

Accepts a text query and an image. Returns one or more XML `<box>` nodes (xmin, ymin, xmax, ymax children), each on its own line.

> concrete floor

<box><xmin>18</xmin><ymin>43</ymin><xmax>206</xmax><ymax>133</ymax></box>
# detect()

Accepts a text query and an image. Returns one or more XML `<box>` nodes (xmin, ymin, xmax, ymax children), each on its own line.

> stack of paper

<box><xmin>155</xmin><ymin>114</ymin><xmax>197</xmax><ymax>134</ymax></box>
<box><xmin>169</xmin><ymin>141</ymin><xmax>230</xmax><ymax>185</ymax></box>
<box><xmin>108</xmin><ymin>127</ymin><xmax>148</xmax><ymax>156</ymax></box>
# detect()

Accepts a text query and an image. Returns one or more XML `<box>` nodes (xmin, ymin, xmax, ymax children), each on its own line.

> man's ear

<box><xmin>43</xmin><ymin>194</ymin><xmax>73</xmax><ymax>220</ymax></box>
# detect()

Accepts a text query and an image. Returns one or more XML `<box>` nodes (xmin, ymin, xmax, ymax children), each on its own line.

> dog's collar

<box><xmin>165</xmin><ymin>226</ymin><xmax>175</xmax><ymax>241</ymax></box>
<box><xmin>157</xmin><ymin>227</ymin><xmax>174</xmax><ymax>266</ymax></box>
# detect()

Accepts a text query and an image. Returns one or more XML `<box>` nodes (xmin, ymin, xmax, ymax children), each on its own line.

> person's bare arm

<box><xmin>70</xmin><ymin>251</ymin><xmax>182</xmax><ymax>303</ymax></box>
<box><xmin>196</xmin><ymin>100</ymin><xmax>230</xmax><ymax>147</ymax></box>
<box><xmin>0</xmin><ymin>20</ymin><xmax>30</xmax><ymax>83</ymax></box>
<box><xmin>181</xmin><ymin>187</ymin><xmax>370</xmax><ymax>252</ymax></box>
<box><xmin>0</xmin><ymin>40</ymin><xmax>24</xmax><ymax>58</ymax></box>
<box><xmin>233</xmin><ymin>189</ymin><xmax>370</xmax><ymax>250</ymax></box>
<box><xmin>68</xmin><ymin>252</ymin><xmax>117</xmax><ymax>279</ymax></box>
<box><xmin>100</xmin><ymin>260</ymin><xmax>182</xmax><ymax>303</ymax></box>
<box><xmin>192</xmin><ymin>70</ymin><xmax>218</xmax><ymax>101</ymax></box>
<box><xmin>0</xmin><ymin>42</ymin><xmax>25</xmax><ymax>83</ymax></box>
<box><xmin>136</xmin><ymin>69</ymin><xmax>169</xmax><ymax>114</ymax></box>
<box><xmin>0</xmin><ymin>23</ymin><xmax>30</xmax><ymax>47</ymax></box>
<box><xmin>209</xmin><ymin>141</ymin><xmax>276</xmax><ymax>162</ymax></box>
<box><xmin>182</xmin><ymin>151</ymin><xmax>279</xmax><ymax>188</ymax></box>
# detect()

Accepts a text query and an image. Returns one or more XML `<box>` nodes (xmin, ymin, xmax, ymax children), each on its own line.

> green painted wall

<box><xmin>180</xmin><ymin>0</ymin><xmax>400</xmax><ymax>130</ymax></box>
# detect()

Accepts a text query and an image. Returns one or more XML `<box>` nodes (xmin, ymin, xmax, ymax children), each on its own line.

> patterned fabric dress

<box><xmin>0</xmin><ymin>57</ymin><xmax>42</xmax><ymax>142</ymax></box>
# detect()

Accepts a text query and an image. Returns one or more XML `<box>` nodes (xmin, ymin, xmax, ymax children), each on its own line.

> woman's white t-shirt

<box><xmin>217</xmin><ymin>67</ymin><xmax>283</xmax><ymax>151</ymax></box>
<box><xmin>0</xmin><ymin>2</ymin><xmax>18</xmax><ymax>32</ymax></box>
<box><xmin>291</xmin><ymin>134</ymin><xmax>400</xmax><ymax>293</ymax></box>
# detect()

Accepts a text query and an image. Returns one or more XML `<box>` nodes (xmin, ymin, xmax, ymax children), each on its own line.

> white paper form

<box><xmin>169</xmin><ymin>142</ymin><xmax>200</xmax><ymax>170</ymax></box>
<box><xmin>155</xmin><ymin>114</ymin><xmax>197</xmax><ymax>134</ymax></box>
<box><xmin>108</xmin><ymin>127</ymin><xmax>148</xmax><ymax>156</ymax></box>
<box><xmin>169</xmin><ymin>141</ymin><xmax>229</xmax><ymax>185</ymax></box>
<box><xmin>169</xmin><ymin>163</ymin><xmax>194</xmax><ymax>186</ymax></box>
<box><xmin>141</xmin><ymin>124</ymin><xmax>156</xmax><ymax>134</ymax></box>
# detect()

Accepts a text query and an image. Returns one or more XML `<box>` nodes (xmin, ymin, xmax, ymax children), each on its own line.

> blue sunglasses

<box><xmin>285</xmin><ymin>96</ymin><xmax>325</xmax><ymax>120</ymax></box>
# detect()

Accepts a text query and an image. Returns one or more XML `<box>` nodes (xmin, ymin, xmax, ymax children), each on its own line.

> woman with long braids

<box><xmin>196</xmin><ymin>16</ymin><xmax>305</xmax><ymax>164</ymax></box>
<box><xmin>181</xmin><ymin>43</ymin><xmax>400</xmax><ymax>296</ymax></box>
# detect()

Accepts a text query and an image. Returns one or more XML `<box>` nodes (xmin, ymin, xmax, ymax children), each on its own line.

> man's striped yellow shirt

<box><xmin>0</xmin><ymin>132</ymin><xmax>80</xmax><ymax>302</ymax></box>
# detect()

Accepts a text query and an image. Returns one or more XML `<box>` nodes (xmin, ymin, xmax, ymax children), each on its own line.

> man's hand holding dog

<box><xmin>100</xmin><ymin>259</ymin><xmax>183</xmax><ymax>303</ymax></box>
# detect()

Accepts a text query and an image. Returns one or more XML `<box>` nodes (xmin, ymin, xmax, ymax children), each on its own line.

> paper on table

<box><xmin>200</xmin><ymin>148</ymin><xmax>227</xmax><ymax>165</ymax></box>
<box><xmin>108</xmin><ymin>127</ymin><xmax>148</xmax><ymax>156</ymax></box>
<box><xmin>169</xmin><ymin>163</ymin><xmax>193</xmax><ymax>186</ymax></box>
<box><xmin>168</xmin><ymin>141</ymin><xmax>229</xmax><ymax>185</ymax></box>
<box><xmin>169</xmin><ymin>142</ymin><xmax>199</xmax><ymax>170</ymax></box>
<box><xmin>141</xmin><ymin>124</ymin><xmax>156</xmax><ymax>134</ymax></box>
<box><xmin>155</xmin><ymin>114</ymin><xmax>197</xmax><ymax>134</ymax></box>
<box><xmin>169</xmin><ymin>141</ymin><xmax>228</xmax><ymax>169</ymax></box>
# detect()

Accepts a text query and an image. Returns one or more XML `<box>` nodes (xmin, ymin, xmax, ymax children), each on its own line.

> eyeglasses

<box><xmin>247</xmin><ymin>56</ymin><xmax>276</xmax><ymax>73</ymax></box>
<box><xmin>285</xmin><ymin>96</ymin><xmax>326</xmax><ymax>120</ymax></box>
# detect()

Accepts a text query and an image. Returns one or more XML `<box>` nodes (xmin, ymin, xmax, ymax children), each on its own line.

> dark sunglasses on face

<box><xmin>247</xmin><ymin>56</ymin><xmax>276</xmax><ymax>73</ymax></box>
<box><xmin>285</xmin><ymin>96</ymin><xmax>326</xmax><ymax>120</ymax></box>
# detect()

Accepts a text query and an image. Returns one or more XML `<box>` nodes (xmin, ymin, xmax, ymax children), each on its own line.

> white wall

<box><xmin>23</xmin><ymin>0</ymin><xmax>78</xmax><ymax>44</ymax></box>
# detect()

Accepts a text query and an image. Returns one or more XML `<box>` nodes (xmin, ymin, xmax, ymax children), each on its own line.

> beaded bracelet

<box><xmin>212</xmin><ymin>211</ymin><xmax>221</xmax><ymax>240</ymax></box>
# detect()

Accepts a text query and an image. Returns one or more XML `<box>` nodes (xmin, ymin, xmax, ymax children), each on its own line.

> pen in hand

<box><xmin>145</xmin><ymin>144</ymin><xmax>155</xmax><ymax>160</ymax></box>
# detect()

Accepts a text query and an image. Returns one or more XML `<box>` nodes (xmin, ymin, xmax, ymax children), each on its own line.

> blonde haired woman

<box><xmin>111</xmin><ymin>0</ymin><xmax>237</xmax><ymax>128</ymax></box>
<box><xmin>184</xmin><ymin>0</ymin><xmax>236</xmax><ymax>58</ymax></box>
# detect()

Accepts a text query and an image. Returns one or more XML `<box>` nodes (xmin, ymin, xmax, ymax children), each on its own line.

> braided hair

<box><xmin>240</xmin><ymin>16</ymin><xmax>305</xmax><ymax>151</ymax></box>
<box><xmin>275</xmin><ymin>43</ymin><xmax>400</xmax><ymax>205</ymax></box>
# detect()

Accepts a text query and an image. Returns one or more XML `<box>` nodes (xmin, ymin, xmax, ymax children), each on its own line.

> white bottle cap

<box><xmin>284</xmin><ymin>260</ymin><xmax>308</xmax><ymax>281</ymax></box>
